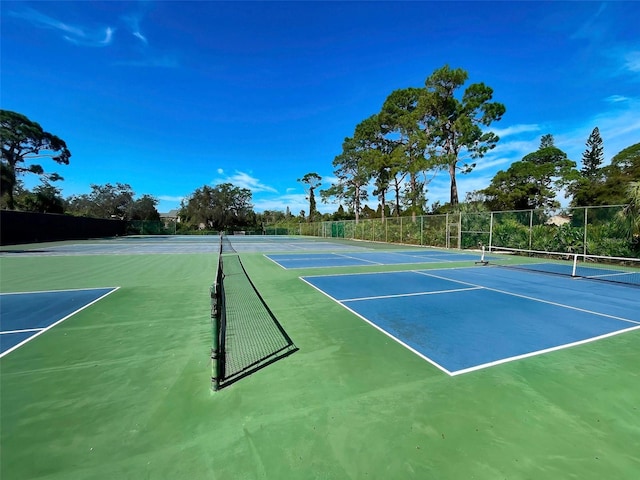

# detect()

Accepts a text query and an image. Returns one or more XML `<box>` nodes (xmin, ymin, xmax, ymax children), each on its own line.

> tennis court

<box><xmin>1</xmin><ymin>234</ymin><xmax>639</xmax><ymax>479</ymax></box>
<box><xmin>267</xmin><ymin>249</ymin><xmax>482</xmax><ymax>268</ymax></box>
<box><xmin>302</xmin><ymin>267</ymin><xmax>640</xmax><ymax>375</ymax></box>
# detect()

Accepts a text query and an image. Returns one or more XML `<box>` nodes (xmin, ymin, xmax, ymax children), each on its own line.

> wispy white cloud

<box><xmin>321</xmin><ymin>175</ymin><xmax>339</xmax><ymax>186</ymax></box>
<box><xmin>624</xmin><ymin>50</ymin><xmax>640</xmax><ymax>72</ymax></box>
<box><xmin>10</xmin><ymin>7</ymin><xmax>115</xmax><ymax>47</ymax></box>
<box><xmin>214</xmin><ymin>171</ymin><xmax>278</xmax><ymax>194</ymax></box>
<box><xmin>256</xmin><ymin>174</ymin><xmax>345</xmax><ymax>214</ymax></box>
<box><xmin>158</xmin><ymin>195</ymin><xmax>184</xmax><ymax>203</ymax></box>
<box><xmin>570</xmin><ymin>2</ymin><xmax>608</xmax><ymax>41</ymax></box>
<box><xmin>592</xmin><ymin>98</ymin><xmax>640</xmax><ymax>144</ymax></box>
<box><xmin>602</xmin><ymin>47</ymin><xmax>640</xmax><ymax>77</ymax></box>
<box><xmin>122</xmin><ymin>14</ymin><xmax>148</xmax><ymax>44</ymax></box>
<box><xmin>426</xmin><ymin>172</ymin><xmax>498</xmax><ymax>205</ymax></box>
<box><xmin>254</xmin><ymin>193</ymin><xmax>309</xmax><ymax>214</ymax></box>
<box><xmin>10</xmin><ymin>7</ymin><xmax>84</xmax><ymax>36</ymax></box>
<box><xmin>490</xmin><ymin>124</ymin><xmax>541</xmax><ymax>138</ymax></box>
<box><xmin>10</xmin><ymin>5</ymin><xmax>179</xmax><ymax>68</ymax></box>
<box><xmin>64</xmin><ymin>26</ymin><xmax>115</xmax><ymax>47</ymax></box>
<box><xmin>492</xmin><ymin>137</ymin><xmax>542</xmax><ymax>155</ymax></box>
<box><xmin>605</xmin><ymin>95</ymin><xmax>629</xmax><ymax>103</ymax></box>
<box><xmin>133</xmin><ymin>32</ymin><xmax>148</xmax><ymax>44</ymax></box>
<box><xmin>470</xmin><ymin>156</ymin><xmax>512</xmax><ymax>173</ymax></box>
<box><xmin>553</xmin><ymin>96</ymin><xmax>640</xmax><ymax>162</ymax></box>
<box><xmin>489</xmin><ymin>123</ymin><xmax>540</xmax><ymax>139</ymax></box>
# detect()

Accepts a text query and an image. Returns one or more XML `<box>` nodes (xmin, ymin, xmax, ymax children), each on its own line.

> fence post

<box><xmin>583</xmin><ymin>207</ymin><xmax>589</xmax><ymax>256</ymax></box>
<box><xmin>528</xmin><ymin>210</ymin><xmax>534</xmax><ymax>250</ymax></box>
<box><xmin>488</xmin><ymin>212</ymin><xmax>494</xmax><ymax>251</ymax></box>
<box><xmin>445</xmin><ymin>213</ymin><xmax>449</xmax><ymax>248</ymax></box>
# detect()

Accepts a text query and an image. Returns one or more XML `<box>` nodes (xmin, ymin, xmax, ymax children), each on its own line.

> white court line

<box><xmin>0</xmin><ymin>328</ymin><xmax>44</xmax><ymax>335</ymax></box>
<box><xmin>341</xmin><ymin>286</ymin><xmax>482</xmax><ymax>302</ymax></box>
<box><xmin>273</xmin><ymin>254</ymin><xmax>380</xmax><ymax>270</ymax></box>
<box><xmin>414</xmin><ymin>270</ymin><xmax>640</xmax><ymax>326</ymax></box>
<box><xmin>264</xmin><ymin>253</ymin><xmax>361</xmax><ymax>270</ymax></box>
<box><xmin>449</xmin><ymin>324</ymin><xmax>640</xmax><ymax>376</ymax></box>
<box><xmin>270</xmin><ymin>256</ymin><xmax>339</xmax><ymax>262</ymax></box>
<box><xmin>301</xmin><ymin>265</ymin><xmax>473</xmax><ymax>279</ymax></box>
<box><xmin>0</xmin><ymin>286</ymin><xmax>117</xmax><ymax>295</ymax></box>
<box><xmin>334</xmin><ymin>253</ymin><xmax>383</xmax><ymax>265</ymax></box>
<box><xmin>0</xmin><ymin>287</ymin><xmax>120</xmax><ymax>359</ymax></box>
<box><xmin>263</xmin><ymin>254</ymin><xmax>290</xmax><ymax>270</ymax></box>
<box><xmin>585</xmin><ymin>271</ymin><xmax>636</xmax><ymax>280</ymax></box>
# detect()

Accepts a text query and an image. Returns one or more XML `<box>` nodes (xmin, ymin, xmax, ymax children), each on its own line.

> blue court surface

<box><xmin>0</xmin><ymin>287</ymin><xmax>118</xmax><ymax>357</ymax></box>
<box><xmin>301</xmin><ymin>266</ymin><xmax>640</xmax><ymax>375</ymax></box>
<box><xmin>267</xmin><ymin>249</ymin><xmax>481</xmax><ymax>269</ymax></box>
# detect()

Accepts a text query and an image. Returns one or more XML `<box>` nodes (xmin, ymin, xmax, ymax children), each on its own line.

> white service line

<box><xmin>341</xmin><ymin>286</ymin><xmax>482</xmax><ymax>302</ymax></box>
<box><xmin>0</xmin><ymin>328</ymin><xmax>44</xmax><ymax>335</ymax></box>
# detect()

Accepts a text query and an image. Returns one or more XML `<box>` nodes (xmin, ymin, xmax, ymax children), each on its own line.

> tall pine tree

<box><xmin>570</xmin><ymin>127</ymin><xmax>606</xmax><ymax>206</ymax></box>
<box><xmin>581</xmin><ymin>127</ymin><xmax>604</xmax><ymax>178</ymax></box>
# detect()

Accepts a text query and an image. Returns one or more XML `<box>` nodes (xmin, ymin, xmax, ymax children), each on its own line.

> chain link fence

<box><xmin>294</xmin><ymin>205</ymin><xmax>638</xmax><ymax>258</ymax></box>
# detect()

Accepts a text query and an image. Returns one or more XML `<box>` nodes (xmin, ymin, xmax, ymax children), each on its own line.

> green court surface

<box><xmin>1</xmin><ymin>237</ymin><xmax>639</xmax><ymax>479</ymax></box>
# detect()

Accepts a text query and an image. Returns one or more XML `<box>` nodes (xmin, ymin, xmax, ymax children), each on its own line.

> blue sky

<box><xmin>2</xmin><ymin>1</ymin><xmax>639</xmax><ymax>214</ymax></box>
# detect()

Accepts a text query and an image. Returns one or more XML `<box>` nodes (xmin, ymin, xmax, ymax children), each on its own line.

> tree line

<box><xmin>301</xmin><ymin>66</ymin><xmax>639</xmax><ymax>223</ymax></box>
<box><xmin>3</xmin><ymin>62</ymin><xmax>639</xmax><ymax>233</ymax></box>
<box><xmin>305</xmin><ymin>65</ymin><xmax>506</xmax><ymax>224</ymax></box>
<box><xmin>0</xmin><ymin>109</ymin><xmax>264</xmax><ymax>231</ymax></box>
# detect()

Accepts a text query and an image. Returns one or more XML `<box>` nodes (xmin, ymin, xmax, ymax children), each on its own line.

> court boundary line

<box><xmin>0</xmin><ymin>286</ymin><xmax>118</xmax><ymax>296</ymax></box>
<box><xmin>0</xmin><ymin>328</ymin><xmax>43</xmax><ymax>335</ymax></box>
<box><xmin>263</xmin><ymin>254</ymin><xmax>289</xmax><ymax>270</ymax></box>
<box><xmin>585</xmin><ymin>271</ymin><xmax>637</xmax><ymax>281</ymax></box>
<box><xmin>0</xmin><ymin>287</ymin><xmax>120</xmax><ymax>359</ymax></box>
<box><xmin>301</xmin><ymin>265</ymin><xmax>472</xmax><ymax>279</ymax></box>
<box><xmin>334</xmin><ymin>253</ymin><xmax>384</xmax><ymax>265</ymax></box>
<box><xmin>450</xmin><ymin>324</ymin><xmax>640</xmax><ymax>375</ymax></box>
<box><xmin>341</xmin><ymin>286</ymin><xmax>482</xmax><ymax>302</ymax></box>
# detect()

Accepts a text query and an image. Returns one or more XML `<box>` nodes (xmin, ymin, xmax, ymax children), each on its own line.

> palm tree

<box><xmin>617</xmin><ymin>181</ymin><xmax>640</xmax><ymax>248</ymax></box>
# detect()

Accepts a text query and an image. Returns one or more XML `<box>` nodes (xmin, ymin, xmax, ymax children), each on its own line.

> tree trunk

<box><xmin>449</xmin><ymin>162</ymin><xmax>459</xmax><ymax>206</ymax></box>
<box><xmin>410</xmin><ymin>172</ymin><xmax>417</xmax><ymax>222</ymax></box>
<box><xmin>355</xmin><ymin>185</ymin><xmax>360</xmax><ymax>224</ymax></box>
<box><xmin>393</xmin><ymin>180</ymin><xmax>401</xmax><ymax>217</ymax></box>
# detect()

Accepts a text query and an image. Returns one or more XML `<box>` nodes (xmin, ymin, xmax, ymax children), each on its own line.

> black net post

<box><xmin>211</xmin><ymin>250</ymin><xmax>225</xmax><ymax>391</ymax></box>
<box><xmin>210</xmin><ymin>282</ymin><xmax>221</xmax><ymax>390</ymax></box>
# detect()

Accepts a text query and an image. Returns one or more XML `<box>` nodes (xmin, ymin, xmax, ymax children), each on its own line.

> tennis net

<box><xmin>210</xmin><ymin>247</ymin><xmax>297</xmax><ymax>390</ymax></box>
<box><xmin>485</xmin><ymin>247</ymin><xmax>640</xmax><ymax>287</ymax></box>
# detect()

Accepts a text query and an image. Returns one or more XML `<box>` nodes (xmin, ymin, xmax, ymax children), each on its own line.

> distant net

<box><xmin>221</xmin><ymin>234</ymin><xmax>237</xmax><ymax>253</ymax></box>
<box><xmin>485</xmin><ymin>247</ymin><xmax>640</xmax><ymax>287</ymax></box>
